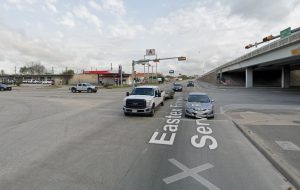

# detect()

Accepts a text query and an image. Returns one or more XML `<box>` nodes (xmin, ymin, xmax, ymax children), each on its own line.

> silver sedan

<box><xmin>184</xmin><ymin>92</ymin><xmax>214</xmax><ymax>118</ymax></box>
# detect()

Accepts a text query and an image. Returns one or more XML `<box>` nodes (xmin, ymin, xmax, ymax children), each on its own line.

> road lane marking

<box><xmin>149</xmin><ymin>97</ymin><xmax>183</xmax><ymax>146</ymax></box>
<box><xmin>163</xmin><ymin>159</ymin><xmax>221</xmax><ymax>190</ymax></box>
<box><xmin>275</xmin><ymin>141</ymin><xmax>300</xmax><ymax>151</ymax></box>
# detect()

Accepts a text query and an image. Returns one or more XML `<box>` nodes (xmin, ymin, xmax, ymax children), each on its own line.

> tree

<box><xmin>20</xmin><ymin>66</ymin><xmax>28</xmax><ymax>74</ymax></box>
<box><xmin>62</xmin><ymin>70</ymin><xmax>75</xmax><ymax>75</ymax></box>
<box><xmin>19</xmin><ymin>62</ymin><xmax>46</xmax><ymax>75</ymax></box>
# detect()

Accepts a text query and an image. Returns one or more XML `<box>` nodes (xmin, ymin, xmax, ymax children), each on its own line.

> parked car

<box><xmin>70</xmin><ymin>83</ymin><xmax>98</xmax><ymax>93</ymax></box>
<box><xmin>42</xmin><ymin>80</ymin><xmax>53</xmax><ymax>85</ymax></box>
<box><xmin>123</xmin><ymin>86</ymin><xmax>165</xmax><ymax>116</ymax></box>
<box><xmin>187</xmin><ymin>81</ymin><xmax>195</xmax><ymax>87</ymax></box>
<box><xmin>172</xmin><ymin>83</ymin><xmax>183</xmax><ymax>92</ymax></box>
<box><xmin>184</xmin><ymin>92</ymin><xmax>214</xmax><ymax>118</ymax></box>
<box><xmin>0</xmin><ymin>83</ymin><xmax>12</xmax><ymax>91</ymax></box>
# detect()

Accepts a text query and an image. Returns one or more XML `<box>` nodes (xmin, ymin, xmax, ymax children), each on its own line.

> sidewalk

<box><xmin>227</xmin><ymin>109</ymin><xmax>300</xmax><ymax>190</ymax></box>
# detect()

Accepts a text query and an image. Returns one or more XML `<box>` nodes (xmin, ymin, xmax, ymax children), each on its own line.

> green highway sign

<box><xmin>280</xmin><ymin>27</ymin><xmax>291</xmax><ymax>39</ymax></box>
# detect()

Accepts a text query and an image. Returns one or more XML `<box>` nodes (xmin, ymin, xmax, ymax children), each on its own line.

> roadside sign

<box><xmin>169</xmin><ymin>70</ymin><xmax>174</xmax><ymax>74</ymax></box>
<box><xmin>291</xmin><ymin>48</ymin><xmax>300</xmax><ymax>56</ymax></box>
<box><xmin>280</xmin><ymin>27</ymin><xmax>291</xmax><ymax>39</ymax></box>
<box><xmin>146</xmin><ymin>49</ymin><xmax>156</xmax><ymax>56</ymax></box>
<box><xmin>178</xmin><ymin>56</ymin><xmax>186</xmax><ymax>61</ymax></box>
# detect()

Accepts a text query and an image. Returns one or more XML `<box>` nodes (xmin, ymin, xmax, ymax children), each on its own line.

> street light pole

<box><xmin>155</xmin><ymin>62</ymin><xmax>158</xmax><ymax>83</ymax></box>
<box><xmin>143</xmin><ymin>64</ymin><xmax>145</xmax><ymax>83</ymax></box>
<box><xmin>151</xmin><ymin>65</ymin><xmax>154</xmax><ymax>83</ymax></box>
<box><xmin>132</xmin><ymin>60</ymin><xmax>135</xmax><ymax>90</ymax></box>
<box><xmin>147</xmin><ymin>64</ymin><xmax>149</xmax><ymax>84</ymax></box>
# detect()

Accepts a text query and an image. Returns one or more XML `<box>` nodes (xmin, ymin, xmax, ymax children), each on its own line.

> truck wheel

<box><xmin>149</xmin><ymin>105</ymin><xmax>155</xmax><ymax>117</ymax></box>
<box><xmin>124</xmin><ymin>112</ymin><xmax>129</xmax><ymax>116</ymax></box>
<box><xmin>87</xmin><ymin>88</ymin><xmax>92</xmax><ymax>93</ymax></box>
<box><xmin>71</xmin><ymin>88</ymin><xmax>76</xmax><ymax>93</ymax></box>
<box><xmin>160</xmin><ymin>101</ymin><xmax>164</xmax><ymax>106</ymax></box>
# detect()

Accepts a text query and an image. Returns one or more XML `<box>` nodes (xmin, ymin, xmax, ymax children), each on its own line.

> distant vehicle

<box><xmin>70</xmin><ymin>83</ymin><xmax>98</xmax><ymax>93</ymax></box>
<box><xmin>172</xmin><ymin>83</ymin><xmax>183</xmax><ymax>92</ymax></box>
<box><xmin>164</xmin><ymin>88</ymin><xmax>175</xmax><ymax>99</ymax></box>
<box><xmin>184</xmin><ymin>92</ymin><xmax>214</xmax><ymax>118</ymax></box>
<box><xmin>123</xmin><ymin>86</ymin><xmax>165</xmax><ymax>116</ymax></box>
<box><xmin>42</xmin><ymin>80</ymin><xmax>53</xmax><ymax>85</ymax></box>
<box><xmin>187</xmin><ymin>81</ymin><xmax>194</xmax><ymax>87</ymax></box>
<box><xmin>0</xmin><ymin>83</ymin><xmax>12</xmax><ymax>91</ymax></box>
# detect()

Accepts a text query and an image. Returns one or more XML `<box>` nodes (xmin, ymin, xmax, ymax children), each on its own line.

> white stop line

<box><xmin>163</xmin><ymin>159</ymin><xmax>221</xmax><ymax>190</ymax></box>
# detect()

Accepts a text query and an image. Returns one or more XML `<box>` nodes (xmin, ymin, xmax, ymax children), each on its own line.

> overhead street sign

<box><xmin>169</xmin><ymin>70</ymin><xmax>174</xmax><ymax>74</ymax></box>
<box><xmin>178</xmin><ymin>56</ymin><xmax>186</xmax><ymax>61</ymax></box>
<box><xmin>291</xmin><ymin>48</ymin><xmax>300</xmax><ymax>56</ymax></box>
<box><xmin>280</xmin><ymin>27</ymin><xmax>291</xmax><ymax>39</ymax></box>
<box><xmin>146</xmin><ymin>49</ymin><xmax>156</xmax><ymax>56</ymax></box>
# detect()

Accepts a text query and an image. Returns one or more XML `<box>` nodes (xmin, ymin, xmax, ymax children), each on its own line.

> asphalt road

<box><xmin>0</xmin><ymin>83</ymin><xmax>296</xmax><ymax>190</ymax></box>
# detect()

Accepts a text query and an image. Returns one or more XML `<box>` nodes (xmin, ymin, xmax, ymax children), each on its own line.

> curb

<box><xmin>232</xmin><ymin>120</ymin><xmax>300</xmax><ymax>190</ymax></box>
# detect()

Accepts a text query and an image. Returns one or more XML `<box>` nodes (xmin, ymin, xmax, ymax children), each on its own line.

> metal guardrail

<box><xmin>204</xmin><ymin>31</ymin><xmax>300</xmax><ymax>75</ymax></box>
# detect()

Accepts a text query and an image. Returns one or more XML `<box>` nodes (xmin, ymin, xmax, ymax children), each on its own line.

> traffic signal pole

<box><xmin>131</xmin><ymin>56</ymin><xmax>186</xmax><ymax>90</ymax></box>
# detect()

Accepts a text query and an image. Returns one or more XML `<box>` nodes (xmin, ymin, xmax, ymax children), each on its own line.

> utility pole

<box><xmin>111</xmin><ymin>63</ymin><xmax>113</xmax><ymax>71</ymax></box>
<box><xmin>119</xmin><ymin>65</ymin><xmax>123</xmax><ymax>87</ymax></box>
<box><xmin>155</xmin><ymin>61</ymin><xmax>158</xmax><ymax>83</ymax></box>
<box><xmin>132</xmin><ymin>61</ymin><xmax>135</xmax><ymax>89</ymax></box>
<box><xmin>14</xmin><ymin>66</ymin><xmax>16</xmax><ymax>75</ymax></box>
<box><xmin>143</xmin><ymin>63</ymin><xmax>145</xmax><ymax>83</ymax></box>
<box><xmin>147</xmin><ymin>64</ymin><xmax>149</xmax><ymax>84</ymax></box>
<box><xmin>151</xmin><ymin>65</ymin><xmax>153</xmax><ymax>83</ymax></box>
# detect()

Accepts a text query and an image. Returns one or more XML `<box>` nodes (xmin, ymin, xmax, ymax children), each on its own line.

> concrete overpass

<box><xmin>201</xmin><ymin>30</ymin><xmax>300</xmax><ymax>88</ymax></box>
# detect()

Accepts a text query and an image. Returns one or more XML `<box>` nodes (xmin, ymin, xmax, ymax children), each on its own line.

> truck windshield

<box><xmin>131</xmin><ymin>88</ymin><xmax>154</xmax><ymax>96</ymax></box>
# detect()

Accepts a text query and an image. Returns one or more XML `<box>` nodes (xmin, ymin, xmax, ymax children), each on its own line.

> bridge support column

<box><xmin>281</xmin><ymin>66</ymin><xmax>290</xmax><ymax>88</ymax></box>
<box><xmin>245</xmin><ymin>67</ymin><xmax>253</xmax><ymax>88</ymax></box>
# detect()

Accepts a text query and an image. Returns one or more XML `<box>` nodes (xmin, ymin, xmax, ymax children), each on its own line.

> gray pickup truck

<box><xmin>70</xmin><ymin>83</ymin><xmax>98</xmax><ymax>93</ymax></box>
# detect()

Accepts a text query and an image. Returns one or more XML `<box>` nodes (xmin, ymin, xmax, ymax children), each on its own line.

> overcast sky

<box><xmin>0</xmin><ymin>0</ymin><xmax>299</xmax><ymax>75</ymax></box>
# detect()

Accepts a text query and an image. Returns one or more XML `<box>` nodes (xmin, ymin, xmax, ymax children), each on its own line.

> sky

<box><xmin>0</xmin><ymin>0</ymin><xmax>299</xmax><ymax>75</ymax></box>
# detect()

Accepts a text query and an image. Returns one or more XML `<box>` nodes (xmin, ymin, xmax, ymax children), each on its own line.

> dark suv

<box><xmin>172</xmin><ymin>83</ymin><xmax>183</xmax><ymax>92</ymax></box>
<box><xmin>0</xmin><ymin>83</ymin><xmax>12</xmax><ymax>91</ymax></box>
<box><xmin>187</xmin><ymin>81</ymin><xmax>194</xmax><ymax>87</ymax></box>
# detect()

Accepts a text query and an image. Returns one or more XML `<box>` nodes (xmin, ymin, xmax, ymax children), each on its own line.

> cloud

<box><xmin>88</xmin><ymin>0</ymin><xmax>102</xmax><ymax>11</ymax></box>
<box><xmin>73</xmin><ymin>5</ymin><xmax>102</xmax><ymax>31</ymax></box>
<box><xmin>0</xmin><ymin>25</ymin><xmax>75</xmax><ymax>68</ymax></box>
<box><xmin>88</xmin><ymin>0</ymin><xmax>126</xmax><ymax>16</ymax></box>
<box><xmin>1</xmin><ymin>1</ymin><xmax>300</xmax><ymax>75</ymax></box>
<box><xmin>102</xmin><ymin>0</ymin><xmax>126</xmax><ymax>16</ymax></box>
<box><xmin>45</xmin><ymin>0</ymin><xmax>57</xmax><ymax>13</ymax></box>
<box><xmin>59</xmin><ymin>12</ymin><xmax>76</xmax><ymax>28</ymax></box>
<box><xmin>219</xmin><ymin>0</ymin><xmax>300</xmax><ymax>23</ymax></box>
<box><xmin>109</xmin><ymin>21</ymin><xmax>145</xmax><ymax>40</ymax></box>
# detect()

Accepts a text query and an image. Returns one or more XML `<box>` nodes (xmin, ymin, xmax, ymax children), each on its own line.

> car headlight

<box><xmin>146</xmin><ymin>100</ymin><xmax>152</xmax><ymax>106</ymax></box>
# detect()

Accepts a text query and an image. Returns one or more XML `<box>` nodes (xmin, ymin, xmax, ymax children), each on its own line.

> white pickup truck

<box><xmin>123</xmin><ymin>86</ymin><xmax>165</xmax><ymax>116</ymax></box>
<box><xmin>70</xmin><ymin>83</ymin><xmax>98</xmax><ymax>93</ymax></box>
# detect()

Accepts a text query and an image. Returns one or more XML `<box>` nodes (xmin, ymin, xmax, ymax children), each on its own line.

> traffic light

<box><xmin>178</xmin><ymin>56</ymin><xmax>186</xmax><ymax>61</ymax></box>
<box><xmin>245</xmin><ymin>44</ymin><xmax>253</xmax><ymax>49</ymax></box>
<box><xmin>262</xmin><ymin>35</ymin><xmax>273</xmax><ymax>42</ymax></box>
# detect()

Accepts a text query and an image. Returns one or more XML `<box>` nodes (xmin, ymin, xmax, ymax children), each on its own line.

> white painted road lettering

<box><xmin>149</xmin><ymin>98</ymin><xmax>183</xmax><ymax>145</ymax></box>
<box><xmin>191</xmin><ymin>119</ymin><xmax>218</xmax><ymax>150</ymax></box>
<box><xmin>163</xmin><ymin>159</ymin><xmax>221</xmax><ymax>190</ymax></box>
<box><xmin>275</xmin><ymin>141</ymin><xmax>300</xmax><ymax>151</ymax></box>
